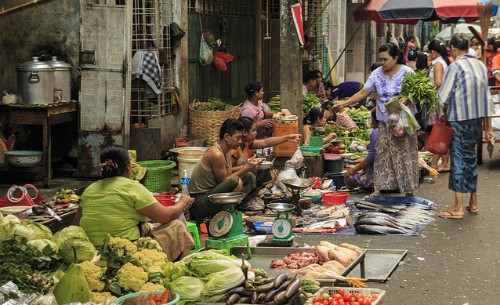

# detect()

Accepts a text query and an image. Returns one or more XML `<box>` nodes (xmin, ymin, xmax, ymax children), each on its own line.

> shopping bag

<box><xmin>199</xmin><ymin>35</ymin><xmax>213</xmax><ymax>66</ymax></box>
<box><xmin>425</xmin><ymin>116</ymin><xmax>455</xmax><ymax>155</ymax></box>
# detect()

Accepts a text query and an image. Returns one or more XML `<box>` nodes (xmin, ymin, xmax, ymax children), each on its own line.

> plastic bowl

<box><xmin>153</xmin><ymin>194</ymin><xmax>177</xmax><ymax>207</ymax></box>
<box><xmin>259</xmin><ymin>161</ymin><xmax>273</xmax><ymax>169</ymax></box>
<box><xmin>5</xmin><ymin>150</ymin><xmax>43</xmax><ymax>167</ymax></box>
<box><xmin>115</xmin><ymin>290</ymin><xmax>179</xmax><ymax>305</ymax></box>
<box><xmin>253</xmin><ymin>221</ymin><xmax>274</xmax><ymax>234</ymax></box>
<box><xmin>322</xmin><ymin>191</ymin><xmax>349</xmax><ymax>206</ymax></box>
<box><xmin>301</xmin><ymin>194</ymin><xmax>322</xmax><ymax>204</ymax></box>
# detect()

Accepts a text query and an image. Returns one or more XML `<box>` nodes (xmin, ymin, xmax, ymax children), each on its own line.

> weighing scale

<box><xmin>205</xmin><ymin>192</ymin><xmax>249</xmax><ymax>250</ymax></box>
<box><xmin>267</xmin><ymin>203</ymin><xmax>296</xmax><ymax>243</ymax></box>
<box><xmin>281</xmin><ymin>178</ymin><xmax>315</xmax><ymax>217</ymax></box>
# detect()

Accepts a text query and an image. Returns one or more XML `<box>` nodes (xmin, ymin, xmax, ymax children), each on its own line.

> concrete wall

<box><xmin>0</xmin><ymin>0</ymin><xmax>80</xmax><ymax>98</ymax></box>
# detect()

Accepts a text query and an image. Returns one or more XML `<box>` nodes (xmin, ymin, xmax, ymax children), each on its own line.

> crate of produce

<box><xmin>309</xmin><ymin>287</ymin><xmax>385</xmax><ymax>305</ymax></box>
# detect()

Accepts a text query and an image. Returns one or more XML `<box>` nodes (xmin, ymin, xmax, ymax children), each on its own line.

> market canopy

<box><xmin>353</xmin><ymin>0</ymin><xmax>480</xmax><ymax>24</ymax></box>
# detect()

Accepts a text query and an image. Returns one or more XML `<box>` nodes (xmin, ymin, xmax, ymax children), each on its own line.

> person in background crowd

<box><xmin>406</xmin><ymin>49</ymin><xmax>418</xmax><ymax>71</ymax></box>
<box><xmin>437</xmin><ymin>34</ymin><xmax>494</xmax><ymax>219</ymax></box>
<box><xmin>404</xmin><ymin>36</ymin><xmax>415</xmax><ymax>63</ymax></box>
<box><xmin>241</xmin><ymin>82</ymin><xmax>275</xmax><ymax>139</ymax></box>
<box><xmin>427</xmin><ymin>40</ymin><xmax>451</xmax><ymax>172</ymax></box>
<box><xmin>344</xmin><ymin>109</ymin><xmax>378</xmax><ymax>191</ymax></box>
<box><xmin>303</xmin><ymin>70</ymin><xmax>325</xmax><ymax>99</ymax></box>
<box><xmin>415</xmin><ymin>52</ymin><xmax>429</xmax><ymax>71</ymax></box>
<box><xmin>487</xmin><ymin>38</ymin><xmax>499</xmax><ymax>86</ymax></box>
<box><xmin>75</xmin><ymin>146</ymin><xmax>195</xmax><ymax>260</ymax></box>
<box><xmin>324</xmin><ymin>81</ymin><xmax>364</xmax><ymax>100</ymax></box>
<box><xmin>302</xmin><ymin>106</ymin><xmax>337</xmax><ymax>149</ymax></box>
<box><xmin>189</xmin><ymin>119</ymin><xmax>261</xmax><ymax>220</ymax></box>
<box><xmin>338</xmin><ymin>43</ymin><xmax>419</xmax><ymax>197</ymax></box>
<box><xmin>321</xmin><ymin>101</ymin><xmax>358</xmax><ymax>131</ymax></box>
<box><xmin>469</xmin><ymin>37</ymin><xmax>481</xmax><ymax>58</ymax></box>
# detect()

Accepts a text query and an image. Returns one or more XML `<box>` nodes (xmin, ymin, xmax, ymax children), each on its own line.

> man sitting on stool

<box><xmin>188</xmin><ymin>118</ymin><xmax>262</xmax><ymax>222</ymax></box>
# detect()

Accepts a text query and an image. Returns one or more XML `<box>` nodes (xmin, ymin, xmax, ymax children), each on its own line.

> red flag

<box><xmin>291</xmin><ymin>3</ymin><xmax>304</xmax><ymax>46</ymax></box>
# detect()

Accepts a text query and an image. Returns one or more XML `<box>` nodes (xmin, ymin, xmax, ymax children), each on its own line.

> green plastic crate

<box><xmin>137</xmin><ymin>160</ymin><xmax>176</xmax><ymax>193</ymax></box>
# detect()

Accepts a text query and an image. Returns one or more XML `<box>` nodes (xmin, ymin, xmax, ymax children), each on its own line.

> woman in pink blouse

<box><xmin>241</xmin><ymin>82</ymin><xmax>275</xmax><ymax>138</ymax></box>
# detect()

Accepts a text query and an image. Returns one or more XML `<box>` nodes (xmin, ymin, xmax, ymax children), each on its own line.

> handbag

<box><xmin>170</xmin><ymin>22</ymin><xmax>185</xmax><ymax>43</ymax></box>
<box><xmin>425</xmin><ymin>116</ymin><xmax>455</xmax><ymax>155</ymax></box>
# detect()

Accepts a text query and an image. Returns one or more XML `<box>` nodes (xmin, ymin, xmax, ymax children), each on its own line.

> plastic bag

<box><xmin>285</xmin><ymin>148</ymin><xmax>304</xmax><ymax>169</ymax></box>
<box><xmin>275</xmin><ymin>168</ymin><xmax>300</xmax><ymax>193</ymax></box>
<box><xmin>400</xmin><ymin>103</ymin><xmax>420</xmax><ymax>135</ymax></box>
<box><xmin>199</xmin><ymin>35</ymin><xmax>213</xmax><ymax>66</ymax></box>
<box><xmin>213</xmin><ymin>52</ymin><xmax>235</xmax><ymax>72</ymax></box>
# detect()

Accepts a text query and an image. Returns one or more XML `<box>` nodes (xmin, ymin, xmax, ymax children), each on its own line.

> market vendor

<box><xmin>188</xmin><ymin>118</ymin><xmax>261</xmax><ymax>221</ymax></box>
<box><xmin>321</xmin><ymin>101</ymin><xmax>358</xmax><ymax>131</ymax></box>
<box><xmin>230</xmin><ymin>116</ymin><xmax>301</xmax><ymax>184</ymax></box>
<box><xmin>344</xmin><ymin>109</ymin><xmax>378</xmax><ymax>192</ymax></box>
<box><xmin>302</xmin><ymin>107</ymin><xmax>337</xmax><ymax>149</ymax></box>
<box><xmin>74</xmin><ymin>146</ymin><xmax>195</xmax><ymax>260</ymax></box>
<box><xmin>303</xmin><ymin>70</ymin><xmax>326</xmax><ymax>99</ymax></box>
<box><xmin>241</xmin><ymin>82</ymin><xmax>275</xmax><ymax>139</ymax></box>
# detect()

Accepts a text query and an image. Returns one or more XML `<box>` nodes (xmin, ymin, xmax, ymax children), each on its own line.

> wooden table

<box><xmin>0</xmin><ymin>102</ymin><xmax>78</xmax><ymax>187</ymax></box>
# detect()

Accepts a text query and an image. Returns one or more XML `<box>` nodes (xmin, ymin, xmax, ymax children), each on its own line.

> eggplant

<box><xmin>284</xmin><ymin>278</ymin><xmax>301</xmax><ymax>299</ymax></box>
<box><xmin>227</xmin><ymin>287</ymin><xmax>253</xmax><ymax>297</ymax></box>
<box><xmin>254</xmin><ymin>276</ymin><xmax>276</xmax><ymax>286</ymax></box>
<box><xmin>258</xmin><ymin>292</ymin><xmax>267</xmax><ymax>302</ymax></box>
<box><xmin>256</xmin><ymin>281</ymin><xmax>275</xmax><ymax>292</ymax></box>
<box><xmin>226</xmin><ymin>293</ymin><xmax>241</xmax><ymax>305</ymax></box>
<box><xmin>251</xmin><ymin>291</ymin><xmax>259</xmax><ymax>304</ymax></box>
<box><xmin>273</xmin><ymin>274</ymin><xmax>288</xmax><ymax>288</ymax></box>
<box><xmin>274</xmin><ymin>291</ymin><xmax>288</xmax><ymax>304</ymax></box>
<box><xmin>265</xmin><ymin>280</ymin><xmax>289</xmax><ymax>301</ymax></box>
<box><xmin>239</xmin><ymin>297</ymin><xmax>251</xmax><ymax>303</ymax></box>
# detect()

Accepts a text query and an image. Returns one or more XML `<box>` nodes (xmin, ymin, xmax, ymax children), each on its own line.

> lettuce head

<box><xmin>59</xmin><ymin>237</ymin><xmax>96</xmax><ymax>263</ymax></box>
<box><xmin>53</xmin><ymin>225</ymin><xmax>89</xmax><ymax>246</ymax></box>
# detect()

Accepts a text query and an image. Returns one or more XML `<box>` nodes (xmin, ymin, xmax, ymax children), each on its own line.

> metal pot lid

<box><xmin>49</xmin><ymin>56</ymin><xmax>72</xmax><ymax>70</ymax></box>
<box><xmin>17</xmin><ymin>57</ymin><xmax>54</xmax><ymax>71</ymax></box>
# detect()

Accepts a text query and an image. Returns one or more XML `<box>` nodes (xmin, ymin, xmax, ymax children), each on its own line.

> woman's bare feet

<box><xmin>369</xmin><ymin>189</ymin><xmax>380</xmax><ymax>197</ymax></box>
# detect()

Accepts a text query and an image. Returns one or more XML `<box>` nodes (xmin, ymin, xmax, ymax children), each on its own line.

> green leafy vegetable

<box><xmin>194</xmin><ymin>98</ymin><xmax>233</xmax><ymax>111</ymax></box>
<box><xmin>59</xmin><ymin>238</ymin><xmax>96</xmax><ymax>263</ymax></box>
<box><xmin>28</xmin><ymin>239</ymin><xmax>59</xmax><ymax>256</ymax></box>
<box><xmin>303</xmin><ymin>92</ymin><xmax>321</xmax><ymax>114</ymax></box>
<box><xmin>200</xmin><ymin>267</ymin><xmax>245</xmax><ymax>296</ymax></box>
<box><xmin>168</xmin><ymin>276</ymin><xmax>205</xmax><ymax>301</ymax></box>
<box><xmin>52</xmin><ymin>225</ymin><xmax>89</xmax><ymax>246</ymax></box>
<box><xmin>388</xmin><ymin>70</ymin><xmax>438</xmax><ymax>114</ymax></box>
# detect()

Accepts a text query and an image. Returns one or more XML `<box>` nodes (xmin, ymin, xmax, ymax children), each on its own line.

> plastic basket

<box><xmin>137</xmin><ymin>160</ymin><xmax>176</xmax><ymax>193</ymax></box>
<box><xmin>300</xmin><ymin>146</ymin><xmax>321</xmax><ymax>157</ymax></box>
<box><xmin>153</xmin><ymin>193</ymin><xmax>177</xmax><ymax>207</ymax></box>
<box><xmin>311</xmin><ymin>287</ymin><xmax>385</xmax><ymax>305</ymax></box>
<box><xmin>322</xmin><ymin>191</ymin><xmax>349</xmax><ymax>206</ymax></box>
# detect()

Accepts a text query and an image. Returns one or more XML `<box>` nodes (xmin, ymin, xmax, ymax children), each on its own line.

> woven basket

<box><xmin>137</xmin><ymin>160</ymin><xmax>176</xmax><ymax>193</ymax></box>
<box><xmin>189</xmin><ymin>100</ymin><xmax>241</xmax><ymax>146</ymax></box>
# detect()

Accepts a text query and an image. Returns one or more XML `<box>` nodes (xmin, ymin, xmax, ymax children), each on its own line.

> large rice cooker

<box><xmin>49</xmin><ymin>56</ymin><xmax>72</xmax><ymax>102</ymax></box>
<box><xmin>17</xmin><ymin>57</ymin><xmax>54</xmax><ymax>105</ymax></box>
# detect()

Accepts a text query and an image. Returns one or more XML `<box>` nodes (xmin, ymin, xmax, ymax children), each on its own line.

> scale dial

<box><xmin>272</xmin><ymin>218</ymin><xmax>292</xmax><ymax>238</ymax></box>
<box><xmin>209</xmin><ymin>211</ymin><xmax>233</xmax><ymax>237</ymax></box>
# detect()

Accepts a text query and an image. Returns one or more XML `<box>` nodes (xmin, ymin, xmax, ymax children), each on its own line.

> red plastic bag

<box><xmin>426</xmin><ymin>116</ymin><xmax>455</xmax><ymax>155</ymax></box>
<box><xmin>213</xmin><ymin>52</ymin><xmax>234</xmax><ymax>72</ymax></box>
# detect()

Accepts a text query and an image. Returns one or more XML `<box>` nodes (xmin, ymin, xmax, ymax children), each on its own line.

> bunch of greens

<box><xmin>388</xmin><ymin>70</ymin><xmax>438</xmax><ymax>113</ymax></box>
<box><xmin>268</xmin><ymin>95</ymin><xmax>281</xmax><ymax>112</ymax></box>
<box><xmin>194</xmin><ymin>97</ymin><xmax>233</xmax><ymax>111</ymax></box>
<box><xmin>345</xmin><ymin>106</ymin><xmax>371</xmax><ymax>129</ymax></box>
<box><xmin>303</xmin><ymin>92</ymin><xmax>321</xmax><ymax>114</ymax></box>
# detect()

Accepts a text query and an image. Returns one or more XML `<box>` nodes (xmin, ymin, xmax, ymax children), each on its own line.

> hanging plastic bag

<box><xmin>170</xmin><ymin>22</ymin><xmax>185</xmax><ymax>43</ymax></box>
<box><xmin>213</xmin><ymin>52</ymin><xmax>235</xmax><ymax>72</ymax></box>
<box><xmin>199</xmin><ymin>35</ymin><xmax>213</xmax><ymax>66</ymax></box>
<box><xmin>400</xmin><ymin>103</ymin><xmax>420</xmax><ymax>135</ymax></box>
<box><xmin>425</xmin><ymin>116</ymin><xmax>455</xmax><ymax>155</ymax></box>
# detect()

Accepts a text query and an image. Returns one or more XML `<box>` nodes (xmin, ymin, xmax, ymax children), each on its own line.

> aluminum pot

<box><xmin>17</xmin><ymin>57</ymin><xmax>54</xmax><ymax>105</ymax></box>
<box><xmin>49</xmin><ymin>56</ymin><xmax>72</xmax><ymax>102</ymax></box>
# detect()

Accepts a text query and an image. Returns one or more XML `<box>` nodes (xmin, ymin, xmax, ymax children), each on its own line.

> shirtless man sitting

<box><xmin>188</xmin><ymin>118</ymin><xmax>261</xmax><ymax>222</ymax></box>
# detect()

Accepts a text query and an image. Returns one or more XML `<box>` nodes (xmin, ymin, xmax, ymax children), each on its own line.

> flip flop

<box><xmin>438</xmin><ymin>210</ymin><xmax>464</xmax><ymax>219</ymax></box>
<box><xmin>466</xmin><ymin>206</ymin><xmax>479</xmax><ymax>215</ymax></box>
<box><xmin>437</xmin><ymin>166</ymin><xmax>450</xmax><ymax>173</ymax></box>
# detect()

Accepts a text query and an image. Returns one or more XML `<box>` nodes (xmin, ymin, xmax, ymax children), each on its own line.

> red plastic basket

<box><xmin>322</xmin><ymin>191</ymin><xmax>349</xmax><ymax>206</ymax></box>
<box><xmin>153</xmin><ymin>193</ymin><xmax>177</xmax><ymax>207</ymax></box>
<box><xmin>0</xmin><ymin>185</ymin><xmax>36</xmax><ymax>208</ymax></box>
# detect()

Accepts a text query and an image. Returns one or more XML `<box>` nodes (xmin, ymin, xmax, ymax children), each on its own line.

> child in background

<box><xmin>302</xmin><ymin>107</ymin><xmax>337</xmax><ymax>149</ymax></box>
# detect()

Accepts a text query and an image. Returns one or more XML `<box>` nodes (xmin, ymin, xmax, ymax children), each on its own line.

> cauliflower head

<box><xmin>139</xmin><ymin>282</ymin><xmax>166</xmax><ymax>292</ymax></box>
<box><xmin>117</xmin><ymin>262</ymin><xmax>148</xmax><ymax>292</ymax></box>
<box><xmin>135</xmin><ymin>237</ymin><xmax>163</xmax><ymax>251</ymax></box>
<box><xmin>80</xmin><ymin>261</ymin><xmax>105</xmax><ymax>292</ymax></box>
<box><xmin>133</xmin><ymin>249</ymin><xmax>168</xmax><ymax>274</ymax></box>
<box><xmin>107</xmin><ymin>236</ymin><xmax>138</xmax><ymax>256</ymax></box>
<box><xmin>90</xmin><ymin>292</ymin><xmax>117</xmax><ymax>303</ymax></box>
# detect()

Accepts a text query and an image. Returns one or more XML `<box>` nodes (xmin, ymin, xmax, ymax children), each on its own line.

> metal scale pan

<box><xmin>281</xmin><ymin>178</ymin><xmax>315</xmax><ymax>217</ymax></box>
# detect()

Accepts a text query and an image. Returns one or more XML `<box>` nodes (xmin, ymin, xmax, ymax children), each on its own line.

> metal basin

<box><xmin>282</xmin><ymin>178</ymin><xmax>315</xmax><ymax>190</ymax></box>
<box><xmin>267</xmin><ymin>203</ymin><xmax>295</xmax><ymax>213</ymax></box>
<box><xmin>208</xmin><ymin>192</ymin><xmax>246</xmax><ymax>205</ymax></box>
<box><xmin>5</xmin><ymin>150</ymin><xmax>43</xmax><ymax>167</ymax></box>
<box><xmin>169</xmin><ymin>147</ymin><xmax>208</xmax><ymax>154</ymax></box>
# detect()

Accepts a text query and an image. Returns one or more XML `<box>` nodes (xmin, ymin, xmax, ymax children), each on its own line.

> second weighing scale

<box><xmin>267</xmin><ymin>203</ymin><xmax>295</xmax><ymax>243</ymax></box>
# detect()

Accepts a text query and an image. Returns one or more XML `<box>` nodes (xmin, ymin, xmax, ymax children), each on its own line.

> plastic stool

<box><xmin>186</xmin><ymin>221</ymin><xmax>201</xmax><ymax>252</ymax></box>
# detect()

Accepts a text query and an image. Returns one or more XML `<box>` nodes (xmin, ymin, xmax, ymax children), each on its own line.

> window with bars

<box><xmin>130</xmin><ymin>0</ymin><xmax>177</xmax><ymax>127</ymax></box>
<box><xmin>188</xmin><ymin>0</ymin><xmax>254</xmax><ymax>16</ymax></box>
<box><xmin>303</xmin><ymin>0</ymin><xmax>329</xmax><ymax>72</ymax></box>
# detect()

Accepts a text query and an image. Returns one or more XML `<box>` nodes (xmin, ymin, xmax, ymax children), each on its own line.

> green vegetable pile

<box><xmin>345</xmin><ymin>106</ymin><xmax>370</xmax><ymax>129</ymax></box>
<box><xmin>388</xmin><ymin>70</ymin><xmax>438</xmax><ymax>114</ymax></box>
<box><xmin>268</xmin><ymin>95</ymin><xmax>281</xmax><ymax>112</ymax></box>
<box><xmin>303</xmin><ymin>92</ymin><xmax>321</xmax><ymax>114</ymax></box>
<box><xmin>325</xmin><ymin>123</ymin><xmax>371</xmax><ymax>151</ymax></box>
<box><xmin>194</xmin><ymin>97</ymin><xmax>233</xmax><ymax>111</ymax></box>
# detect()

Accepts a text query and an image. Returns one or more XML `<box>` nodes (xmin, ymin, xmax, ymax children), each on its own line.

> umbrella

<box><xmin>379</xmin><ymin>0</ymin><xmax>479</xmax><ymax>23</ymax></box>
<box><xmin>434</xmin><ymin>24</ymin><xmax>480</xmax><ymax>41</ymax></box>
<box><xmin>353</xmin><ymin>0</ymin><xmax>419</xmax><ymax>24</ymax></box>
<box><xmin>353</xmin><ymin>0</ymin><xmax>479</xmax><ymax>24</ymax></box>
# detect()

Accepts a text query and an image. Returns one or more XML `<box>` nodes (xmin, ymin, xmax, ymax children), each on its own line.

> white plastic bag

<box><xmin>285</xmin><ymin>148</ymin><xmax>304</xmax><ymax>169</ymax></box>
<box><xmin>275</xmin><ymin>168</ymin><xmax>300</xmax><ymax>193</ymax></box>
<box><xmin>199</xmin><ymin>35</ymin><xmax>213</xmax><ymax>66</ymax></box>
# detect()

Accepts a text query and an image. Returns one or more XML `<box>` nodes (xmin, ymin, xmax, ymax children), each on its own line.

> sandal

<box><xmin>465</xmin><ymin>206</ymin><xmax>479</xmax><ymax>215</ymax></box>
<box><xmin>437</xmin><ymin>166</ymin><xmax>450</xmax><ymax>173</ymax></box>
<box><xmin>438</xmin><ymin>210</ymin><xmax>464</xmax><ymax>219</ymax></box>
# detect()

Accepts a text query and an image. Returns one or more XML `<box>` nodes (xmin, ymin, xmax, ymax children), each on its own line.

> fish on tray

<box><xmin>355</xmin><ymin>224</ymin><xmax>409</xmax><ymax>235</ymax></box>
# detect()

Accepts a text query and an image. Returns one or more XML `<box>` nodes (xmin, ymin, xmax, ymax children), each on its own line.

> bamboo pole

<box><xmin>0</xmin><ymin>0</ymin><xmax>56</xmax><ymax>17</ymax></box>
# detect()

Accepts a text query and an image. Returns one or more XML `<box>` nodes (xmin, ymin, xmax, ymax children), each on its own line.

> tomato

<box><xmin>343</xmin><ymin>293</ymin><xmax>352</xmax><ymax>301</ymax></box>
<box><xmin>313</xmin><ymin>302</ymin><xmax>323</xmax><ymax>305</ymax></box>
<box><xmin>314</xmin><ymin>297</ymin><xmax>323</xmax><ymax>303</ymax></box>
<box><xmin>353</xmin><ymin>293</ymin><xmax>360</xmax><ymax>299</ymax></box>
<box><xmin>337</xmin><ymin>288</ymin><xmax>345</xmax><ymax>296</ymax></box>
<box><xmin>333</xmin><ymin>293</ymin><xmax>342</xmax><ymax>300</ymax></box>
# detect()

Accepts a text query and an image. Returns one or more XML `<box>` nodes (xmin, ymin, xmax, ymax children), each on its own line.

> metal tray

<box><xmin>344</xmin><ymin>249</ymin><xmax>407</xmax><ymax>282</ymax></box>
<box><xmin>232</xmin><ymin>246</ymin><xmax>366</xmax><ymax>285</ymax></box>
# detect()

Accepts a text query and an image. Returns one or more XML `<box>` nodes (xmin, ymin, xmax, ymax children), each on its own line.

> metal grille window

<box><xmin>131</xmin><ymin>0</ymin><xmax>176</xmax><ymax>127</ymax></box>
<box><xmin>303</xmin><ymin>0</ymin><xmax>329</xmax><ymax>72</ymax></box>
<box><xmin>188</xmin><ymin>0</ymin><xmax>254</xmax><ymax>16</ymax></box>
